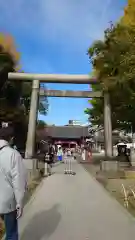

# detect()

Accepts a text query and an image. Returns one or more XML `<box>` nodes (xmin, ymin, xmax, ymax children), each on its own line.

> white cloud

<box><xmin>0</xmin><ymin>0</ymin><xmax>124</xmax><ymax>50</ymax></box>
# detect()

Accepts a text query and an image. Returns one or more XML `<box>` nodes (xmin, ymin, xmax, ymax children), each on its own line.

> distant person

<box><xmin>47</xmin><ymin>144</ymin><xmax>55</xmax><ymax>175</ymax></box>
<box><xmin>0</xmin><ymin>127</ymin><xmax>27</xmax><ymax>240</ymax></box>
<box><xmin>67</xmin><ymin>148</ymin><xmax>71</xmax><ymax>156</ymax></box>
<box><xmin>57</xmin><ymin>147</ymin><xmax>63</xmax><ymax>162</ymax></box>
<box><xmin>38</xmin><ymin>140</ymin><xmax>49</xmax><ymax>156</ymax></box>
<box><xmin>37</xmin><ymin>140</ymin><xmax>49</xmax><ymax>163</ymax></box>
<box><xmin>37</xmin><ymin>140</ymin><xmax>50</xmax><ymax>175</ymax></box>
<box><xmin>49</xmin><ymin>144</ymin><xmax>55</xmax><ymax>162</ymax></box>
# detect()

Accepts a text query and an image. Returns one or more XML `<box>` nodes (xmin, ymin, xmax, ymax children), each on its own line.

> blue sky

<box><xmin>0</xmin><ymin>0</ymin><xmax>127</xmax><ymax>125</ymax></box>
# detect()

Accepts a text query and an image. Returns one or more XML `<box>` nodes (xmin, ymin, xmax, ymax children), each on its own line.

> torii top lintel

<box><xmin>8</xmin><ymin>72</ymin><xmax>97</xmax><ymax>84</ymax></box>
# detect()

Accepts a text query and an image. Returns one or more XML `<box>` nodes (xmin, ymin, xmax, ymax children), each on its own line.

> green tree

<box><xmin>121</xmin><ymin>0</ymin><xmax>135</xmax><ymax>27</ymax></box>
<box><xmin>20</xmin><ymin>82</ymin><xmax>48</xmax><ymax>116</ymax></box>
<box><xmin>86</xmin><ymin>20</ymin><xmax>135</xmax><ymax>131</ymax></box>
<box><xmin>37</xmin><ymin>120</ymin><xmax>47</xmax><ymax>130</ymax></box>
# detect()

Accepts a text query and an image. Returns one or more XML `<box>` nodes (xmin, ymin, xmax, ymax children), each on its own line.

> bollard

<box><xmin>44</xmin><ymin>153</ymin><xmax>50</xmax><ymax>177</ymax></box>
<box><xmin>44</xmin><ymin>162</ymin><xmax>48</xmax><ymax>177</ymax></box>
<box><xmin>88</xmin><ymin>150</ymin><xmax>92</xmax><ymax>162</ymax></box>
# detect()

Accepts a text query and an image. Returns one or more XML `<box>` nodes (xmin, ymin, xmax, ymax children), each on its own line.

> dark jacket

<box><xmin>48</xmin><ymin>146</ymin><xmax>55</xmax><ymax>163</ymax></box>
<box><xmin>37</xmin><ymin>141</ymin><xmax>49</xmax><ymax>162</ymax></box>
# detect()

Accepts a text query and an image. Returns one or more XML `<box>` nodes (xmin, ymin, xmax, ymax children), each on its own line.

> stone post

<box><xmin>104</xmin><ymin>92</ymin><xmax>112</xmax><ymax>158</ymax></box>
<box><xmin>25</xmin><ymin>80</ymin><xmax>40</xmax><ymax>159</ymax></box>
<box><xmin>130</xmin><ymin>133</ymin><xmax>135</xmax><ymax>166</ymax></box>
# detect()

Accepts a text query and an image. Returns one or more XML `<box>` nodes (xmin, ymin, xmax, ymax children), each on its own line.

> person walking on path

<box><xmin>57</xmin><ymin>147</ymin><xmax>63</xmax><ymax>162</ymax></box>
<box><xmin>64</xmin><ymin>148</ymin><xmax>76</xmax><ymax>175</ymax></box>
<box><xmin>0</xmin><ymin>127</ymin><xmax>27</xmax><ymax>240</ymax></box>
<box><xmin>48</xmin><ymin>143</ymin><xmax>55</xmax><ymax>175</ymax></box>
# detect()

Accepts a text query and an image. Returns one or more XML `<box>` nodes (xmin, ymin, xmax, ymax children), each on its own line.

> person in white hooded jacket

<box><xmin>0</xmin><ymin>127</ymin><xmax>27</xmax><ymax>240</ymax></box>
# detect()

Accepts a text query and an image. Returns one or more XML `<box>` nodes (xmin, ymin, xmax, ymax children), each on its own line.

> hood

<box><xmin>0</xmin><ymin>140</ymin><xmax>9</xmax><ymax>149</ymax></box>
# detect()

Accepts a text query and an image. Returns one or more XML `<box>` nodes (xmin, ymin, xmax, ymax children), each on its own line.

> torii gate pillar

<box><xmin>104</xmin><ymin>92</ymin><xmax>113</xmax><ymax>158</ymax></box>
<box><xmin>25</xmin><ymin>80</ymin><xmax>39</xmax><ymax>159</ymax></box>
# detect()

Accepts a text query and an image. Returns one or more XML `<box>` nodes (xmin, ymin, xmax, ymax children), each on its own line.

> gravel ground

<box><xmin>81</xmin><ymin>162</ymin><xmax>135</xmax><ymax>217</ymax></box>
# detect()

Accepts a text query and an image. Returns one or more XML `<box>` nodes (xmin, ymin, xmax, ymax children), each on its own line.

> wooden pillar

<box><xmin>104</xmin><ymin>92</ymin><xmax>112</xmax><ymax>158</ymax></box>
<box><xmin>25</xmin><ymin>80</ymin><xmax>40</xmax><ymax>159</ymax></box>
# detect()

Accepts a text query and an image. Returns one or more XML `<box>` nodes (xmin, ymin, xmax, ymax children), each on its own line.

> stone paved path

<box><xmin>20</xmin><ymin>158</ymin><xmax>135</xmax><ymax>240</ymax></box>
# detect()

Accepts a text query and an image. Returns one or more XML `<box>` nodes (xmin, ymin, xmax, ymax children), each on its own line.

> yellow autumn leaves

<box><xmin>0</xmin><ymin>33</ymin><xmax>20</xmax><ymax>70</ymax></box>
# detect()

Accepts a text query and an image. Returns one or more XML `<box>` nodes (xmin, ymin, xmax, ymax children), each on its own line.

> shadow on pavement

<box><xmin>21</xmin><ymin>204</ymin><xmax>61</xmax><ymax>240</ymax></box>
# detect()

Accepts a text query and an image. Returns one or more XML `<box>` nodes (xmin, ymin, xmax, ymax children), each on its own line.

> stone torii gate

<box><xmin>8</xmin><ymin>72</ymin><xmax>112</xmax><ymax>159</ymax></box>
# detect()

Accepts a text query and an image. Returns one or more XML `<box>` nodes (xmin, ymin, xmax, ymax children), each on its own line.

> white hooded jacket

<box><xmin>0</xmin><ymin>140</ymin><xmax>27</xmax><ymax>214</ymax></box>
